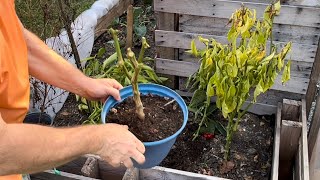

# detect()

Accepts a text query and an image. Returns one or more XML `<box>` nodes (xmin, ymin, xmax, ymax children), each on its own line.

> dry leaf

<box><xmin>220</xmin><ymin>161</ymin><xmax>235</xmax><ymax>174</ymax></box>
<box><xmin>254</xmin><ymin>155</ymin><xmax>259</xmax><ymax>162</ymax></box>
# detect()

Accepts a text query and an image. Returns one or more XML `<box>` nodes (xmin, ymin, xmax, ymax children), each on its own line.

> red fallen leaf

<box><xmin>202</xmin><ymin>133</ymin><xmax>215</xmax><ymax>140</ymax></box>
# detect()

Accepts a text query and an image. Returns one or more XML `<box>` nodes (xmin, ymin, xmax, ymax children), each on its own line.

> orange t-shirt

<box><xmin>0</xmin><ymin>0</ymin><xmax>29</xmax><ymax>179</ymax></box>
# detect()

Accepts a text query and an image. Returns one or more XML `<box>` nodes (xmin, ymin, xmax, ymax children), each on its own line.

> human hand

<box><xmin>83</xmin><ymin>78</ymin><xmax>123</xmax><ymax>102</ymax></box>
<box><xmin>96</xmin><ymin>124</ymin><xmax>145</xmax><ymax>168</ymax></box>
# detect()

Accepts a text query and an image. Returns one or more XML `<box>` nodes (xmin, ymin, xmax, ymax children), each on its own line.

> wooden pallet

<box><xmin>154</xmin><ymin>0</ymin><xmax>320</xmax><ymax>115</ymax></box>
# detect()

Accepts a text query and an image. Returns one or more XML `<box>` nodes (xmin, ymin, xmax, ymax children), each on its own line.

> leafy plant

<box><xmin>187</xmin><ymin>1</ymin><xmax>291</xmax><ymax>160</ymax></box>
<box><xmin>79</xmin><ymin>29</ymin><xmax>166</xmax><ymax>123</ymax></box>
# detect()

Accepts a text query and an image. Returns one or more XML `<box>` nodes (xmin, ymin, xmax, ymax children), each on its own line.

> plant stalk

<box><xmin>127</xmin><ymin>48</ymin><xmax>145</xmax><ymax>120</ymax></box>
<box><xmin>109</xmin><ymin>28</ymin><xmax>132</xmax><ymax>79</ymax></box>
<box><xmin>138</xmin><ymin>37</ymin><xmax>150</xmax><ymax>63</ymax></box>
<box><xmin>57</xmin><ymin>0</ymin><xmax>82</xmax><ymax>70</ymax></box>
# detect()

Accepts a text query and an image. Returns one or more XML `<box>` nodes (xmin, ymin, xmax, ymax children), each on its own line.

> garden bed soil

<box><xmin>106</xmin><ymin>94</ymin><xmax>183</xmax><ymax>142</ymax></box>
<box><xmin>53</xmin><ymin>94</ymin><xmax>88</xmax><ymax>127</ymax></box>
<box><xmin>160</xmin><ymin>112</ymin><xmax>274</xmax><ymax>180</ymax></box>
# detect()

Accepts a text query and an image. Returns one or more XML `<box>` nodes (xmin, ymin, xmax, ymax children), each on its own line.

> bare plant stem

<box><xmin>127</xmin><ymin>48</ymin><xmax>145</xmax><ymax>120</ymax></box>
<box><xmin>138</xmin><ymin>37</ymin><xmax>150</xmax><ymax>63</ymax></box>
<box><xmin>110</xmin><ymin>28</ymin><xmax>131</xmax><ymax>79</ymax></box>
<box><xmin>58</xmin><ymin>0</ymin><xmax>82</xmax><ymax>70</ymax></box>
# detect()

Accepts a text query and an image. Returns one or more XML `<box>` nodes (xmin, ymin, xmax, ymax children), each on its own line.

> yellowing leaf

<box><xmin>226</xmin><ymin>63</ymin><xmax>238</xmax><ymax>78</ymax></box>
<box><xmin>199</xmin><ymin>36</ymin><xmax>209</xmax><ymax>46</ymax></box>
<box><xmin>274</xmin><ymin>1</ymin><xmax>281</xmax><ymax>15</ymax></box>
<box><xmin>253</xmin><ymin>81</ymin><xmax>264</xmax><ymax>102</ymax></box>
<box><xmin>188</xmin><ymin>39</ymin><xmax>198</xmax><ymax>57</ymax></box>
<box><xmin>282</xmin><ymin>60</ymin><xmax>291</xmax><ymax>84</ymax></box>
<box><xmin>207</xmin><ymin>84</ymin><xmax>215</xmax><ymax>97</ymax></box>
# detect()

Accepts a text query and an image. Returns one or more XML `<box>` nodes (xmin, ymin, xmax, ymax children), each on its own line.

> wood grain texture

<box><xmin>139</xmin><ymin>166</ymin><xmax>230</xmax><ymax>180</ymax></box>
<box><xmin>271</xmin><ymin>102</ymin><xmax>282</xmax><ymax>180</ymax></box>
<box><xmin>300</xmin><ymin>99</ymin><xmax>310</xmax><ymax>180</ymax></box>
<box><xmin>154</xmin><ymin>0</ymin><xmax>320</xmax><ymax>28</ymax></box>
<box><xmin>282</xmin><ymin>99</ymin><xmax>301</xmax><ymax>121</ymax></box>
<box><xmin>306</xmin><ymin>39</ymin><xmax>320</xmax><ymax>117</ymax></box>
<box><xmin>155</xmin><ymin>30</ymin><xmax>317</xmax><ymax>63</ymax></box>
<box><xmin>155</xmin><ymin>12</ymin><xmax>178</xmax><ymax>89</ymax></box>
<box><xmin>279</xmin><ymin>120</ymin><xmax>302</xmax><ymax>179</ymax></box>
<box><xmin>308</xmin><ymin>87</ymin><xmax>320</xmax><ymax>160</ymax></box>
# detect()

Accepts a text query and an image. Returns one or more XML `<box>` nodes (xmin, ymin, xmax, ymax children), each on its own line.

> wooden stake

<box><xmin>126</xmin><ymin>5</ymin><xmax>134</xmax><ymax>49</ymax></box>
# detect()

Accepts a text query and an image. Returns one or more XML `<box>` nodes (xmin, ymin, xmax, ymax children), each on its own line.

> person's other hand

<box><xmin>96</xmin><ymin>124</ymin><xmax>146</xmax><ymax>168</ymax></box>
<box><xmin>83</xmin><ymin>78</ymin><xmax>123</xmax><ymax>102</ymax></box>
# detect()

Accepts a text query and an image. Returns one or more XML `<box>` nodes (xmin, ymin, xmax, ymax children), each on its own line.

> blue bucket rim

<box><xmin>101</xmin><ymin>83</ymin><xmax>188</xmax><ymax>147</ymax></box>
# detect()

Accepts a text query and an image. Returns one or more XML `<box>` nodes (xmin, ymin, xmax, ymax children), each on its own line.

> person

<box><xmin>0</xmin><ymin>0</ymin><xmax>146</xmax><ymax>179</ymax></box>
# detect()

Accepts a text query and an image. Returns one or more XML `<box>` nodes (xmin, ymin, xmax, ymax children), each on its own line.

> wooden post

<box><xmin>81</xmin><ymin>156</ymin><xmax>99</xmax><ymax>178</ymax></box>
<box><xmin>155</xmin><ymin>12</ymin><xmax>179</xmax><ymax>89</ymax></box>
<box><xmin>308</xmin><ymin>91</ymin><xmax>320</xmax><ymax>159</ymax></box>
<box><xmin>310</xmin><ymin>133</ymin><xmax>320</xmax><ymax>180</ymax></box>
<box><xmin>126</xmin><ymin>5</ymin><xmax>133</xmax><ymax>49</ymax></box>
<box><xmin>271</xmin><ymin>102</ymin><xmax>282</xmax><ymax>180</ymax></box>
<box><xmin>279</xmin><ymin>120</ymin><xmax>302</xmax><ymax>179</ymax></box>
<box><xmin>306</xmin><ymin>39</ymin><xmax>320</xmax><ymax>117</ymax></box>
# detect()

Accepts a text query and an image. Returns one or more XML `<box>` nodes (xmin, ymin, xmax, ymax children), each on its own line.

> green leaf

<box><xmin>282</xmin><ymin>60</ymin><xmax>291</xmax><ymax>84</ymax></box>
<box><xmin>134</xmin><ymin>25</ymin><xmax>147</xmax><ymax>37</ymax></box>
<box><xmin>189</xmin><ymin>89</ymin><xmax>206</xmax><ymax>108</ymax></box>
<box><xmin>212</xmin><ymin>120</ymin><xmax>227</xmax><ymax>136</ymax></box>
<box><xmin>103</xmin><ymin>52</ymin><xmax>117</xmax><ymax>69</ymax></box>
<box><xmin>97</xmin><ymin>48</ymin><xmax>106</xmax><ymax>58</ymax></box>
<box><xmin>253</xmin><ymin>81</ymin><xmax>264</xmax><ymax>102</ymax></box>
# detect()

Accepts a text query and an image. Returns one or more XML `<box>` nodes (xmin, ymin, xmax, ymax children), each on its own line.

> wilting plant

<box><xmin>79</xmin><ymin>28</ymin><xmax>165</xmax><ymax>123</ymax></box>
<box><xmin>187</xmin><ymin>1</ymin><xmax>291</xmax><ymax>160</ymax></box>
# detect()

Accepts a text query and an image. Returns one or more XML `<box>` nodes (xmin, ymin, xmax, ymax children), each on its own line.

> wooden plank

<box><xmin>179</xmin><ymin>15</ymin><xmax>320</xmax><ymax>45</ymax></box>
<box><xmin>306</xmin><ymin>39</ymin><xmax>320</xmax><ymax>117</ymax></box>
<box><xmin>300</xmin><ymin>99</ymin><xmax>310</xmax><ymax>180</ymax></box>
<box><xmin>126</xmin><ymin>5</ymin><xmax>133</xmax><ymax>49</ymax></box>
<box><xmin>81</xmin><ymin>156</ymin><xmax>99</xmax><ymax>178</ymax></box>
<box><xmin>155</xmin><ymin>30</ymin><xmax>318</xmax><ymax>63</ymax></box>
<box><xmin>155</xmin><ymin>12</ymin><xmax>178</xmax><ymax>89</ymax></box>
<box><xmin>178</xmin><ymin>51</ymin><xmax>312</xmax><ymax>79</ymax></box>
<box><xmin>95</xmin><ymin>0</ymin><xmax>133</xmax><ymax>38</ymax></box>
<box><xmin>295</xmin><ymin>143</ymin><xmax>302</xmax><ymax>180</ymax></box>
<box><xmin>282</xmin><ymin>99</ymin><xmax>301</xmax><ymax>121</ymax></box>
<box><xmin>154</xmin><ymin>0</ymin><xmax>320</xmax><ymax>28</ymax></box>
<box><xmin>310</xmin><ymin>132</ymin><xmax>320</xmax><ymax>180</ymax></box>
<box><xmin>177</xmin><ymin>90</ymin><xmax>284</xmax><ymax>115</ymax></box>
<box><xmin>57</xmin><ymin>155</ymin><xmax>126</xmax><ymax>180</ymax></box>
<box><xmin>156</xmin><ymin>58</ymin><xmax>309</xmax><ymax>94</ymax></box>
<box><xmin>122</xmin><ymin>168</ymin><xmax>139</xmax><ymax>180</ymax></box>
<box><xmin>139</xmin><ymin>166</ymin><xmax>230</xmax><ymax>180</ymax></box>
<box><xmin>31</xmin><ymin>170</ymin><xmax>99</xmax><ymax>180</ymax></box>
<box><xmin>279</xmin><ymin>120</ymin><xmax>302</xmax><ymax>179</ymax></box>
<box><xmin>271</xmin><ymin>102</ymin><xmax>282</xmax><ymax>180</ymax></box>
<box><xmin>308</xmin><ymin>85</ymin><xmax>320</xmax><ymax>160</ymax></box>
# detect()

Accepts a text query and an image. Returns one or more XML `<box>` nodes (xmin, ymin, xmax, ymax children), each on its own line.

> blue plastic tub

<box><xmin>101</xmin><ymin>83</ymin><xmax>188</xmax><ymax>169</ymax></box>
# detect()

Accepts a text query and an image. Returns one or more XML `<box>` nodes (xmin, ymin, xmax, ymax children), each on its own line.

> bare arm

<box><xmin>24</xmin><ymin>29</ymin><xmax>122</xmax><ymax>101</ymax></box>
<box><xmin>0</xmin><ymin>114</ymin><xmax>145</xmax><ymax>176</ymax></box>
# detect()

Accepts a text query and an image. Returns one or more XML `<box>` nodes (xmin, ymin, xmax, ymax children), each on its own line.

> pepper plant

<box><xmin>187</xmin><ymin>1</ymin><xmax>291</xmax><ymax>160</ymax></box>
<box><xmin>79</xmin><ymin>28</ymin><xmax>164</xmax><ymax>123</ymax></box>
